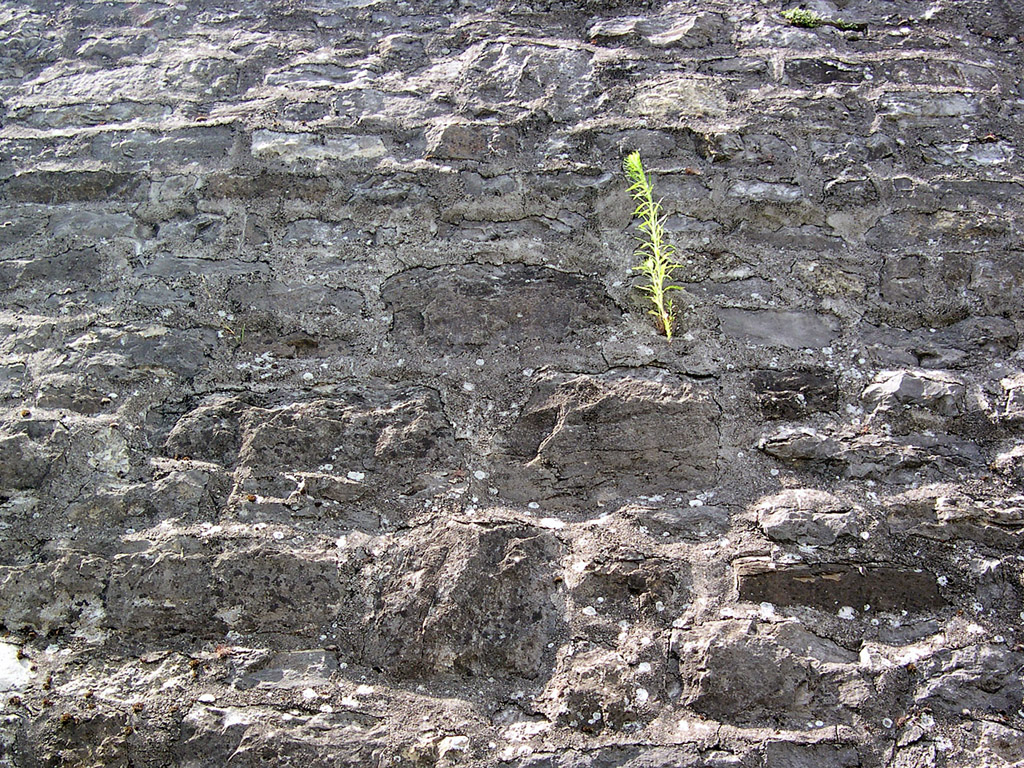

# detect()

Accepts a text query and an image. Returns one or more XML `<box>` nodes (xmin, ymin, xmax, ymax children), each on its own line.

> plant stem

<box><xmin>623</xmin><ymin>151</ymin><xmax>681</xmax><ymax>340</ymax></box>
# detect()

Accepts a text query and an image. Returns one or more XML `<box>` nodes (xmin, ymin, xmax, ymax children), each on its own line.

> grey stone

<box><xmin>883</xmin><ymin>486</ymin><xmax>1024</xmax><ymax>546</ymax></box>
<box><xmin>0</xmin><ymin>643</ymin><xmax>32</xmax><ymax>692</ymax></box>
<box><xmin>497</xmin><ymin>370</ymin><xmax>720</xmax><ymax>508</ymax></box>
<box><xmin>718</xmin><ymin>309</ymin><xmax>839</xmax><ymax>349</ymax></box>
<box><xmin>118</xmin><ymin>328</ymin><xmax>209</xmax><ymax>380</ymax></box>
<box><xmin>645</xmin><ymin>13</ymin><xmax>726</xmax><ymax>48</ymax></box>
<box><xmin>424</xmin><ymin>121</ymin><xmax>505</xmax><ymax>160</ymax></box>
<box><xmin>993</xmin><ymin>443</ymin><xmax>1024</xmax><ymax>482</ymax></box>
<box><xmin>762</xmin><ymin>743</ymin><xmax>861</xmax><ymax>768</ymax></box>
<box><xmin>671</xmin><ymin>619</ymin><xmax>836</xmax><ymax>725</ymax></box>
<box><xmin>104</xmin><ymin>542</ymin><xmax>350</xmax><ymax>637</ymax></box>
<box><xmin>383</xmin><ymin>263</ymin><xmax>619</xmax><ymax>358</ymax></box>
<box><xmin>1002</xmin><ymin>373</ymin><xmax>1024</xmax><ymax>421</ymax></box>
<box><xmin>761</xmin><ymin>427</ymin><xmax>987</xmax><ymax>483</ymax></box>
<box><xmin>0</xmin><ymin>432</ymin><xmax>53</xmax><ymax>489</ymax></box>
<box><xmin>251</xmin><ymin>130</ymin><xmax>387</xmax><ymax>166</ymax></box>
<box><xmin>0</xmin><ymin>553</ymin><xmax>109</xmax><ymax>635</ymax></box>
<box><xmin>751</xmin><ymin>368</ymin><xmax>838</xmax><ymax>418</ymax></box>
<box><xmin>755</xmin><ymin>488</ymin><xmax>857</xmax><ymax>546</ymax></box>
<box><xmin>362</xmin><ymin>522</ymin><xmax>564</xmax><ymax>678</ymax></box>
<box><xmin>631</xmin><ymin>77</ymin><xmax>728</xmax><ymax>119</ymax></box>
<box><xmin>47</xmin><ymin>210</ymin><xmax>139</xmax><ymax>240</ymax></box>
<box><xmin>787</xmin><ymin>58</ymin><xmax>866</xmax><ymax>85</ymax></box>
<box><xmin>862</xmin><ymin>369</ymin><xmax>965</xmax><ymax>416</ymax></box>
<box><xmin>914</xmin><ymin>644</ymin><xmax>1024</xmax><ymax>716</ymax></box>
<box><xmin>734</xmin><ymin>559</ymin><xmax>945</xmax><ymax>613</ymax></box>
<box><xmin>164</xmin><ymin>397</ymin><xmax>246</xmax><ymax>465</ymax></box>
<box><xmin>282</xmin><ymin>219</ymin><xmax>368</xmax><ymax>246</ymax></box>
<box><xmin>727</xmin><ymin>181</ymin><xmax>803</xmax><ymax>202</ymax></box>
<box><xmin>235</xmin><ymin>390</ymin><xmax>455</xmax><ymax>498</ymax></box>
<box><xmin>629</xmin><ymin>504</ymin><xmax>729</xmax><ymax>540</ymax></box>
<box><xmin>977</xmin><ymin>722</ymin><xmax>1024</xmax><ymax>766</ymax></box>
<box><xmin>538</xmin><ymin>648</ymin><xmax>643</xmax><ymax>733</ymax></box>
<box><xmin>235</xmin><ymin>650</ymin><xmax>338</xmax><ymax>690</ymax></box>
<box><xmin>223</xmin><ymin>278</ymin><xmax>364</xmax><ymax>338</ymax></box>
<box><xmin>587</xmin><ymin>17</ymin><xmax>645</xmax><ymax>43</ymax></box>
<box><xmin>758</xmin><ymin>427</ymin><xmax>839</xmax><ymax>464</ymax></box>
<box><xmin>588</xmin><ymin>12</ymin><xmax>726</xmax><ymax>49</ymax></box>
<box><xmin>879</xmin><ymin>93</ymin><xmax>979</xmax><ymax>120</ymax></box>
<box><xmin>175</xmin><ymin>704</ymin><xmax>386</xmax><ymax>768</ymax></box>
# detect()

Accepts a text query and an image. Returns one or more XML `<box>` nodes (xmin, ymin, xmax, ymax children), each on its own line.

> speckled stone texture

<box><xmin>1</xmin><ymin>0</ymin><xmax>1023</xmax><ymax>766</ymax></box>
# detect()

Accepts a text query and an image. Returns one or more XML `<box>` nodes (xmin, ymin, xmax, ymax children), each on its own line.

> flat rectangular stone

<box><xmin>727</xmin><ymin>180</ymin><xmax>803</xmax><ymax>202</ymax></box>
<box><xmin>2</xmin><ymin>170</ymin><xmax>139</xmax><ymax>203</ymax></box>
<box><xmin>717</xmin><ymin>309</ymin><xmax>839</xmax><ymax>349</ymax></box>
<box><xmin>735</xmin><ymin>559</ymin><xmax>944</xmax><ymax>612</ymax></box>
<box><xmin>251</xmin><ymin>130</ymin><xmax>385</xmax><ymax>163</ymax></box>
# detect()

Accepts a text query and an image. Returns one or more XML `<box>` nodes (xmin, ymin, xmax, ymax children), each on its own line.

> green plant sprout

<box><xmin>781</xmin><ymin>8</ymin><xmax>866</xmax><ymax>32</ymax></box>
<box><xmin>623</xmin><ymin>151</ymin><xmax>682</xmax><ymax>340</ymax></box>
<box><xmin>781</xmin><ymin>8</ymin><xmax>822</xmax><ymax>27</ymax></box>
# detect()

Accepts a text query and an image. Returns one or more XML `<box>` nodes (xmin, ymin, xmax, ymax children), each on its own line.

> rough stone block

<box><xmin>914</xmin><ymin>644</ymin><xmax>1024</xmax><ymax>717</ymax></box>
<box><xmin>0</xmin><ymin>433</ymin><xmax>53</xmax><ymax>489</ymax></box>
<box><xmin>236</xmin><ymin>390</ymin><xmax>454</xmax><ymax>495</ymax></box>
<box><xmin>763</xmin><ymin>742</ymin><xmax>862</xmax><ymax>768</ymax></box>
<box><xmin>862</xmin><ymin>369</ymin><xmax>965</xmax><ymax>417</ymax></box>
<box><xmin>383</xmin><ymin>263</ymin><xmax>619</xmax><ymax>354</ymax></box>
<box><xmin>631</xmin><ymin>77</ymin><xmax>728</xmax><ymax>119</ymax></box>
<box><xmin>362</xmin><ymin>522</ymin><xmax>564</xmax><ymax>678</ymax></box>
<box><xmin>751</xmin><ymin>368</ymin><xmax>838</xmax><ymax>418</ymax></box>
<box><xmin>754</xmin><ymin>488</ymin><xmax>857</xmax><ymax>546</ymax></box>
<box><xmin>424</xmin><ymin>121</ymin><xmax>514</xmax><ymax>160</ymax></box>
<box><xmin>496</xmin><ymin>370</ymin><xmax>720</xmax><ymax>508</ymax></box>
<box><xmin>671</xmin><ymin>619</ymin><xmax>833</xmax><ymax>724</ymax></box>
<box><xmin>727</xmin><ymin>180</ymin><xmax>803</xmax><ymax>202</ymax></box>
<box><xmin>1002</xmin><ymin>373</ymin><xmax>1024</xmax><ymax>421</ymax></box>
<box><xmin>2</xmin><ymin>170</ymin><xmax>139</xmax><ymax>203</ymax></box>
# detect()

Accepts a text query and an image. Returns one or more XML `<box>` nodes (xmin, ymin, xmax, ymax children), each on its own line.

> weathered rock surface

<box><xmin>1</xmin><ymin>0</ymin><xmax>1023</xmax><ymax>765</ymax></box>
<box><xmin>862</xmin><ymin>369</ymin><xmax>966</xmax><ymax>417</ymax></box>
<box><xmin>754</xmin><ymin>488</ymin><xmax>858</xmax><ymax>546</ymax></box>
<box><xmin>751</xmin><ymin>368</ymin><xmax>839</xmax><ymax>419</ymax></box>
<box><xmin>496</xmin><ymin>370</ymin><xmax>720</xmax><ymax>509</ymax></box>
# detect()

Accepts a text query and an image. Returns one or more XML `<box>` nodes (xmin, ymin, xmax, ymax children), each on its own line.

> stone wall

<box><xmin>0</xmin><ymin>0</ymin><xmax>1022</xmax><ymax>765</ymax></box>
